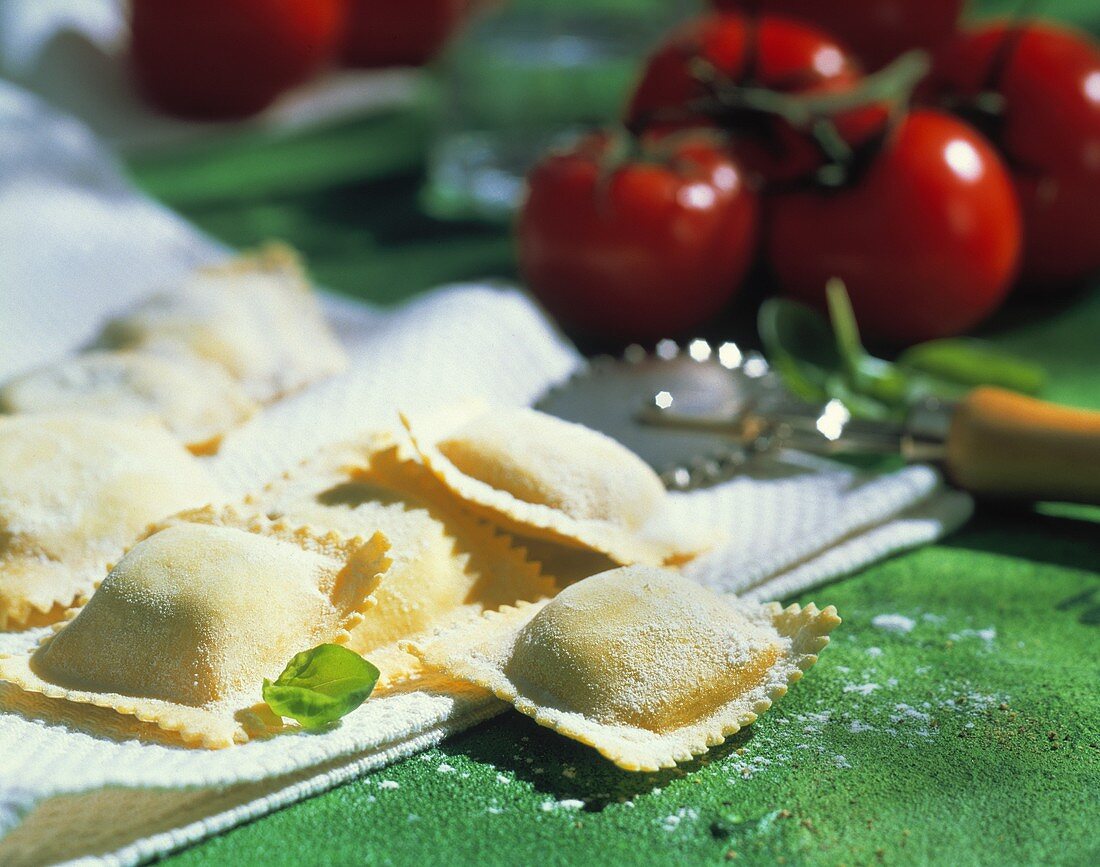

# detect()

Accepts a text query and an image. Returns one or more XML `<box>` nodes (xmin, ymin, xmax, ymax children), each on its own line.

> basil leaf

<box><xmin>757</xmin><ymin>298</ymin><xmax>840</xmax><ymax>402</ymax></box>
<box><xmin>852</xmin><ymin>355</ymin><xmax>912</xmax><ymax>406</ymax></box>
<box><xmin>824</xmin><ymin>278</ymin><xmax>913</xmax><ymax>407</ymax></box>
<box><xmin>757</xmin><ymin>279</ymin><xmax>1043</xmax><ymax>424</ymax></box>
<box><xmin>825</xmin><ymin>277</ymin><xmax>865</xmax><ymax>381</ymax></box>
<box><xmin>824</xmin><ymin>373</ymin><xmax>901</xmax><ymax>422</ymax></box>
<box><xmin>897</xmin><ymin>339</ymin><xmax>1045</xmax><ymax>395</ymax></box>
<box><xmin>262</xmin><ymin>644</ymin><xmax>379</xmax><ymax>730</ymax></box>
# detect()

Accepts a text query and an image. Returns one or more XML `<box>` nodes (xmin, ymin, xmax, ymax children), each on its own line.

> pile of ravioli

<box><xmin>0</xmin><ymin>249</ymin><xmax>839</xmax><ymax>771</ymax></box>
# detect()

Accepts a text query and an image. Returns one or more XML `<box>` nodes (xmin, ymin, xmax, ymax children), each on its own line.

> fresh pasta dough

<box><xmin>0</xmin><ymin>414</ymin><xmax>221</xmax><ymax>630</ymax></box>
<box><xmin>0</xmin><ymin>350</ymin><xmax>258</xmax><ymax>455</ymax></box>
<box><xmin>403</xmin><ymin>406</ymin><xmax>708</xmax><ymax>566</ymax></box>
<box><xmin>98</xmin><ymin>244</ymin><xmax>348</xmax><ymax>403</ymax></box>
<box><xmin>0</xmin><ymin>521</ymin><xmax>391</xmax><ymax>747</ymax></box>
<box><xmin>239</xmin><ymin>437</ymin><xmax>556</xmax><ymax>685</ymax></box>
<box><xmin>410</xmin><ymin>566</ymin><xmax>840</xmax><ymax>771</ymax></box>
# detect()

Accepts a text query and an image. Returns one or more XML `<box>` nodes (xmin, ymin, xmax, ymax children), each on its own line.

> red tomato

<box><xmin>713</xmin><ymin>0</ymin><xmax>964</xmax><ymax>71</ymax></box>
<box><xmin>923</xmin><ymin>22</ymin><xmax>1100</xmax><ymax>290</ymax></box>
<box><xmin>130</xmin><ymin>0</ymin><xmax>346</xmax><ymax>119</ymax></box>
<box><xmin>625</xmin><ymin>13</ymin><xmax>884</xmax><ymax>184</ymax></box>
<box><xmin>341</xmin><ymin>0</ymin><xmax>467</xmax><ymax>68</ymax></box>
<box><xmin>518</xmin><ymin>134</ymin><xmax>759</xmax><ymax>344</ymax></box>
<box><xmin>767</xmin><ymin>110</ymin><xmax>1021</xmax><ymax>346</ymax></box>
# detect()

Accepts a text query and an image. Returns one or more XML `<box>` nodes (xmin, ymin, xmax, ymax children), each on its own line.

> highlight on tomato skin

<box><xmin>129</xmin><ymin>0</ymin><xmax>348</xmax><ymax>120</ymax></box>
<box><xmin>711</xmin><ymin>0</ymin><xmax>965</xmax><ymax>72</ymax></box>
<box><xmin>517</xmin><ymin>132</ymin><xmax>760</xmax><ymax>346</ymax></box>
<box><xmin>766</xmin><ymin>110</ymin><xmax>1022</xmax><ymax>347</ymax></box>
<box><xmin>624</xmin><ymin>12</ymin><xmax>887</xmax><ymax>185</ymax></box>
<box><xmin>922</xmin><ymin>21</ymin><xmax>1100</xmax><ymax>292</ymax></box>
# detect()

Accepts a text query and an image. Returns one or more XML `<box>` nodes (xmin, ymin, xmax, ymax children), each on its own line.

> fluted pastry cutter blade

<box><xmin>535</xmin><ymin>339</ymin><xmax>802</xmax><ymax>490</ymax></box>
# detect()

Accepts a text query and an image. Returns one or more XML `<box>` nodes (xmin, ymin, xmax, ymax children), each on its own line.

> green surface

<box><xmin>126</xmin><ymin>1</ymin><xmax>1100</xmax><ymax>863</ymax></box>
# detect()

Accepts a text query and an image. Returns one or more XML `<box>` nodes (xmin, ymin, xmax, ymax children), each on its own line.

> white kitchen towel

<box><xmin>0</xmin><ymin>83</ymin><xmax>972</xmax><ymax>865</ymax></box>
<box><xmin>0</xmin><ymin>0</ymin><xmax>420</xmax><ymax>155</ymax></box>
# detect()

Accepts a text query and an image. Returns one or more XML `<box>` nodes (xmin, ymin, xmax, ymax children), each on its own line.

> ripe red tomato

<box><xmin>518</xmin><ymin>133</ymin><xmax>759</xmax><ymax>344</ymax></box>
<box><xmin>923</xmin><ymin>22</ymin><xmax>1100</xmax><ymax>290</ymax></box>
<box><xmin>712</xmin><ymin>0</ymin><xmax>964</xmax><ymax>71</ymax></box>
<box><xmin>767</xmin><ymin>110</ymin><xmax>1021</xmax><ymax>345</ymax></box>
<box><xmin>626</xmin><ymin>13</ymin><xmax>884</xmax><ymax>184</ymax></box>
<box><xmin>341</xmin><ymin>0</ymin><xmax>467</xmax><ymax>68</ymax></box>
<box><xmin>130</xmin><ymin>0</ymin><xmax>346</xmax><ymax>119</ymax></box>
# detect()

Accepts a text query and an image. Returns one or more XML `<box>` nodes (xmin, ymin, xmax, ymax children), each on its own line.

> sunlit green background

<box><xmin>130</xmin><ymin>1</ymin><xmax>1100</xmax><ymax>863</ymax></box>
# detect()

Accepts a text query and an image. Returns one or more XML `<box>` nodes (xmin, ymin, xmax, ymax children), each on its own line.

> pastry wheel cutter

<box><xmin>536</xmin><ymin>339</ymin><xmax>1100</xmax><ymax>503</ymax></box>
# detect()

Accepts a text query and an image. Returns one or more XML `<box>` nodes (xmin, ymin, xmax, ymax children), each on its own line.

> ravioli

<box><xmin>0</xmin><ymin>350</ymin><xmax>258</xmax><ymax>455</ymax></box>
<box><xmin>402</xmin><ymin>406</ymin><xmax>708</xmax><ymax>566</ymax></box>
<box><xmin>0</xmin><ymin>414</ymin><xmax>221</xmax><ymax>630</ymax></box>
<box><xmin>239</xmin><ymin>436</ymin><xmax>556</xmax><ymax>686</ymax></box>
<box><xmin>410</xmin><ymin>566</ymin><xmax>840</xmax><ymax>771</ymax></box>
<box><xmin>98</xmin><ymin>244</ymin><xmax>348</xmax><ymax>403</ymax></box>
<box><xmin>0</xmin><ymin>522</ymin><xmax>391</xmax><ymax>747</ymax></box>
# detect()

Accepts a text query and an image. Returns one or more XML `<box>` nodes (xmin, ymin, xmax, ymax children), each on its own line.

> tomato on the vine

<box><xmin>518</xmin><ymin>133</ymin><xmax>759</xmax><ymax>345</ymax></box>
<box><xmin>625</xmin><ymin>13</ymin><xmax>884</xmax><ymax>184</ymax></box>
<box><xmin>923</xmin><ymin>22</ymin><xmax>1100</xmax><ymax>290</ymax></box>
<box><xmin>712</xmin><ymin>0</ymin><xmax>964</xmax><ymax>71</ymax></box>
<box><xmin>130</xmin><ymin>0</ymin><xmax>346</xmax><ymax>119</ymax></box>
<box><xmin>341</xmin><ymin>0</ymin><xmax>467</xmax><ymax>68</ymax></box>
<box><xmin>767</xmin><ymin>110</ymin><xmax>1021</xmax><ymax>346</ymax></box>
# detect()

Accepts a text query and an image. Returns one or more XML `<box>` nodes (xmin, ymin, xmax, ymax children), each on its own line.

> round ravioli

<box><xmin>0</xmin><ymin>521</ymin><xmax>390</xmax><ymax>747</ymax></box>
<box><xmin>403</xmin><ymin>406</ymin><xmax>703</xmax><ymax>566</ymax></box>
<box><xmin>508</xmin><ymin>568</ymin><xmax>780</xmax><ymax>732</ymax></box>
<box><xmin>98</xmin><ymin>245</ymin><xmax>348</xmax><ymax>403</ymax></box>
<box><xmin>410</xmin><ymin>565</ymin><xmax>841</xmax><ymax>771</ymax></box>
<box><xmin>0</xmin><ymin>414</ymin><xmax>221</xmax><ymax>630</ymax></box>
<box><xmin>0</xmin><ymin>350</ymin><xmax>258</xmax><ymax>454</ymax></box>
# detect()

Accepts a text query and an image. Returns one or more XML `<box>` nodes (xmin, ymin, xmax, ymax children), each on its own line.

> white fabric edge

<box><xmin>684</xmin><ymin>462</ymin><xmax>947</xmax><ymax>594</ymax></box>
<box><xmin>60</xmin><ymin>701</ymin><xmax>505</xmax><ymax>867</ymax></box>
<box><xmin>743</xmin><ymin>488</ymin><xmax>975</xmax><ymax>603</ymax></box>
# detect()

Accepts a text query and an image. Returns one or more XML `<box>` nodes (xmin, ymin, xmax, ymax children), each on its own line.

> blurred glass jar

<box><xmin>422</xmin><ymin>0</ymin><xmax>698</xmax><ymax>221</ymax></box>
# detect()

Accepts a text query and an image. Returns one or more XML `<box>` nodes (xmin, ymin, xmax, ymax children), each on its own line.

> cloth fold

<box><xmin>0</xmin><ymin>82</ymin><xmax>971</xmax><ymax>865</ymax></box>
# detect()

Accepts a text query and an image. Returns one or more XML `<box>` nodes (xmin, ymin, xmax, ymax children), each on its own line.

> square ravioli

<box><xmin>409</xmin><ymin>565</ymin><xmax>840</xmax><ymax>771</ymax></box>
<box><xmin>0</xmin><ymin>414</ymin><xmax>221</xmax><ymax>630</ymax></box>
<box><xmin>98</xmin><ymin>244</ymin><xmax>348</xmax><ymax>404</ymax></box>
<box><xmin>237</xmin><ymin>436</ymin><xmax>557</xmax><ymax>686</ymax></box>
<box><xmin>402</xmin><ymin>405</ymin><xmax>712</xmax><ymax>567</ymax></box>
<box><xmin>0</xmin><ymin>520</ymin><xmax>391</xmax><ymax>747</ymax></box>
<box><xmin>0</xmin><ymin>350</ymin><xmax>258</xmax><ymax>455</ymax></box>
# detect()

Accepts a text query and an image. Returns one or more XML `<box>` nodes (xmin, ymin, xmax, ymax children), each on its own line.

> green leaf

<box><xmin>897</xmin><ymin>339</ymin><xmax>1046</xmax><ymax>395</ymax></box>
<box><xmin>262</xmin><ymin>644</ymin><xmax>379</xmax><ymax>730</ymax></box>
<box><xmin>824</xmin><ymin>278</ymin><xmax>913</xmax><ymax>407</ymax></box>
<box><xmin>757</xmin><ymin>298</ymin><xmax>841</xmax><ymax>402</ymax></box>
<box><xmin>823</xmin><ymin>374</ymin><xmax>904</xmax><ymax>421</ymax></box>
<box><xmin>757</xmin><ymin>279</ymin><xmax>1043</xmax><ymax>424</ymax></box>
<box><xmin>825</xmin><ymin>277</ymin><xmax>866</xmax><ymax>382</ymax></box>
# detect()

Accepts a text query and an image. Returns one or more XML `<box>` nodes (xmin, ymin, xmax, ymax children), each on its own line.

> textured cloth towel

<box><xmin>0</xmin><ymin>84</ymin><xmax>971</xmax><ymax>865</ymax></box>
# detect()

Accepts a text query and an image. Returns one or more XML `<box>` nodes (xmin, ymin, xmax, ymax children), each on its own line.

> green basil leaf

<box><xmin>852</xmin><ymin>356</ymin><xmax>912</xmax><ymax>406</ymax></box>
<box><xmin>824</xmin><ymin>277</ymin><xmax>865</xmax><ymax>380</ymax></box>
<box><xmin>896</xmin><ymin>339</ymin><xmax>1045</xmax><ymax>395</ymax></box>
<box><xmin>262</xmin><ymin>644</ymin><xmax>379</xmax><ymax>730</ymax></box>
<box><xmin>823</xmin><ymin>278</ymin><xmax>914</xmax><ymax>409</ymax></box>
<box><xmin>903</xmin><ymin>371</ymin><xmax>972</xmax><ymax>403</ymax></box>
<box><xmin>757</xmin><ymin>298</ymin><xmax>841</xmax><ymax>402</ymax></box>
<box><xmin>823</xmin><ymin>373</ymin><xmax>901</xmax><ymax>422</ymax></box>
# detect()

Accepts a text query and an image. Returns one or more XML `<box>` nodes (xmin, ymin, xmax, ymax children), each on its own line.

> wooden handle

<box><xmin>946</xmin><ymin>387</ymin><xmax>1100</xmax><ymax>503</ymax></box>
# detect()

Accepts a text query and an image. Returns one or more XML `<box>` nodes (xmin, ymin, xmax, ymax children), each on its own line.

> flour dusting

<box><xmin>871</xmin><ymin>614</ymin><xmax>915</xmax><ymax>633</ymax></box>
